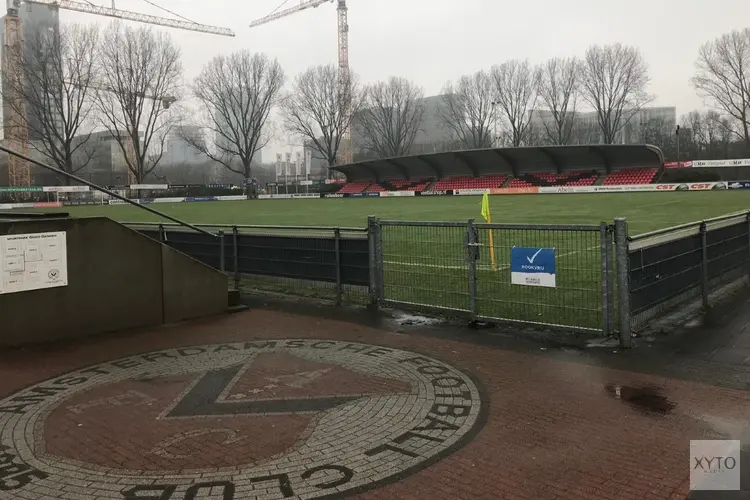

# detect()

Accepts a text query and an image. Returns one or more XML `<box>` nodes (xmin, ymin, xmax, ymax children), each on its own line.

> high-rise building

<box><xmin>162</xmin><ymin>125</ymin><xmax>208</xmax><ymax>167</ymax></box>
<box><xmin>0</xmin><ymin>2</ymin><xmax>61</xmax><ymax>142</ymax></box>
<box><xmin>528</xmin><ymin>106</ymin><xmax>677</xmax><ymax>145</ymax></box>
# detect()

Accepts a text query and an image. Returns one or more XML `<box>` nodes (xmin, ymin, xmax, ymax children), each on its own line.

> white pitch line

<box><xmin>383</xmin><ymin>244</ymin><xmax>600</xmax><ymax>272</ymax></box>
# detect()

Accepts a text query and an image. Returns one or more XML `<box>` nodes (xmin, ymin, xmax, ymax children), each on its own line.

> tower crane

<box><xmin>3</xmin><ymin>0</ymin><xmax>235</xmax><ymax>190</ymax></box>
<box><xmin>250</xmin><ymin>0</ymin><xmax>353</xmax><ymax>165</ymax></box>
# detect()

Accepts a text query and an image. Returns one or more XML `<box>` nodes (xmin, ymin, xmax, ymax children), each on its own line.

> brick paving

<box><xmin>0</xmin><ymin>309</ymin><xmax>748</xmax><ymax>499</ymax></box>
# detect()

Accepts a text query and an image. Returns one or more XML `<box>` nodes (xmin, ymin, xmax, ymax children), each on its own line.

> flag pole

<box><xmin>481</xmin><ymin>192</ymin><xmax>497</xmax><ymax>271</ymax></box>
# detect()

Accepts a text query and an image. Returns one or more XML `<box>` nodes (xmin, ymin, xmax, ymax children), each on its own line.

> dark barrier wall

<box><xmin>136</xmin><ymin>229</ymin><xmax>370</xmax><ymax>287</ymax></box>
<box><xmin>0</xmin><ymin>217</ymin><xmax>228</xmax><ymax>347</ymax></box>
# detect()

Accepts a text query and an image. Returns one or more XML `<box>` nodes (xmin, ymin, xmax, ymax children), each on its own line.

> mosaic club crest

<box><xmin>0</xmin><ymin>339</ymin><xmax>484</xmax><ymax>499</ymax></box>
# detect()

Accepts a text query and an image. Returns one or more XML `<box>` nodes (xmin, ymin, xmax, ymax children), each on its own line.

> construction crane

<box><xmin>250</xmin><ymin>0</ymin><xmax>353</xmax><ymax>165</ymax></box>
<box><xmin>3</xmin><ymin>0</ymin><xmax>235</xmax><ymax>191</ymax></box>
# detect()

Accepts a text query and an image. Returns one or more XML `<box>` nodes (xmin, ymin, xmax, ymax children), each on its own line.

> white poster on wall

<box><xmin>275</xmin><ymin>153</ymin><xmax>283</xmax><ymax>179</ymax></box>
<box><xmin>305</xmin><ymin>150</ymin><xmax>312</xmax><ymax>177</ymax></box>
<box><xmin>0</xmin><ymin>231</ymin><xmax>68</xmax><ymax>295</ymax></box>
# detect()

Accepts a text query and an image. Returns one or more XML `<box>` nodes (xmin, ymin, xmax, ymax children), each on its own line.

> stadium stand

<box><xmin>338</xmin><ymin>181</ymin><xmax>371</xmax><ymax>193</ymax></box>
<box><xmin>332</xmin><ymin>145</ymin><xmax>665</xmax><ymax>192</ymax></box>
<box><xmin>366</xmin><ymin>179</ymin><xmax>431</xmax><ymax>192</ymax></box>
<box><xmin>432</xmin><ymin>174</ymin><xmax>508</xmax><ymax>190</ymax></box>
<box><xmin>602</xmin><ymin>168</ymin><xmax>658</xmax><ymax>185</ymax></box>
<box><xmin>507</xmin><ymin>170</ymin><xmax>598</xmax><ymax>188</ymax></box>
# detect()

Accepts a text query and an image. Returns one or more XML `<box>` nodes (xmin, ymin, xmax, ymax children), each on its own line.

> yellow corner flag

<box><xmin>481</xmin><ymin>193</ymin><xmax>491</xmax><ymax>223</ymax></box>
<box><xmin>480</xmin><ymin>192</ymin><xmax>497</xmax><ymax>271</ymax></box>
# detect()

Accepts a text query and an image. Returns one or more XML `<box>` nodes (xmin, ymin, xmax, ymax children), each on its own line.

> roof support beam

<box><xmin>360</xmin><ymin>162</ymin><xmax>382</xmax><ymax>183</ymax></box>
<box><xmin>384</xmin><ymin>158</ymin><xmax>410</xmax><ymax>180</ymax></box>
<box><xmin>589</xmin><ymin>146</ymin><xmax>612</xmax><ymax>174</ymax></box>
<box><xmin>539</xmin><ymin>148</ymin><xmax>564</xmax><ymax>174</ymax></box>
<box><xmin>492</xmin><ymin>149</ymin><xmax>518</xmax><ymax>177</ymax></box>
<box><xmin>416</xmin><ymin>155</ymin><xmax>444</xmax><ymax>178</ymax></box>
<box><xmin>454</xmin><ymin>152</ymin><xmax>479</xmax><ymax>177</ymax></box>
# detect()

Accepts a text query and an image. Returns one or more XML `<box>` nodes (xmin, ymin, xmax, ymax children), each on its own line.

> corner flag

<box><xmin>481</xmin><ymin>193</ymin><xmax>491</xmax><ymax>223</ymax></box>
<box><xmin>480</xmin><ymin>192</ymin><xmax>497</xmax><ymax>271</ymax></box>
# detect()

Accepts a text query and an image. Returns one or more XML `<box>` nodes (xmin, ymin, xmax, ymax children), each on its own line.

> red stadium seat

<box><xmin>602</xmin><ymin>168</ymin><xmax>658</xmax><ymax>185</ymax></box>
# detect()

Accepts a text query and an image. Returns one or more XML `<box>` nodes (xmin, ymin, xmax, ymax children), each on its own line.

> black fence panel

<box><xmin>629</xmin><ymin>233</ymin><xmax>702</xmax><ymax>315</ymax></box>
<box><xmin>706</xmin><ymin>222</ymin><xmax>749</xmax><ymax>283</ymax></box>
<box><xmin>133</xmin><ymin>227</ymin><xmax>369</xmax><ymax>288</ymax></box>
<box><xmin>235</xmin><ymin>234</ymin><xmax>368</xmax><ymax>286</ymax></box>
<box><xmin>339</xmin><ymin>237</ymin><xmax>371</xmax><ymax>287</ymax></box>
<box><xmin>162</xmin><ymin>230</ymin><xmax>223</xmax><ymax>270</ymax></box>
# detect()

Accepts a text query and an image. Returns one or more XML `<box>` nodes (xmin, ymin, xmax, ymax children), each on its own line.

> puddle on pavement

<box><xmin>603</xmin><ymin>384</ymin><xmax>676</xmax><ymax>415</ymax></box>
<box><xmin>391</xmin><ymin>312</ymin><xmax>442</xmax><ymax>327</ymax></box>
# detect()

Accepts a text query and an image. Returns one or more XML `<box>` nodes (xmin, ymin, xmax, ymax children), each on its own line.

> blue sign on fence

<box><xmin>728</xmin><ymin>181</ymin><xmax>750</xmax><ymax>189</ymax></box>
<box><xmin>510</xmin><ymin>247</ymin><xmax>556</xmax><ymax>288</ymax></box>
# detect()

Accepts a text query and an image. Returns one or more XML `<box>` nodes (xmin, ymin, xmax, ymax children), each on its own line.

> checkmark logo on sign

<box><xmin>526</xmin><ymin>249</ymin><xmax>543</xmax><ymax>264</ymax></box>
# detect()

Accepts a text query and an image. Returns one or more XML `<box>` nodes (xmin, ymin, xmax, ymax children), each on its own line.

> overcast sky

<box><xmin>55</xmin><ymin>0</ymin><xmax>750</xmax><ymax>160</ymax></box>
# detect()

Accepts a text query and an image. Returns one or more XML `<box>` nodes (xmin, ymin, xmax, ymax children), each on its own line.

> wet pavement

<box><xmin>0</xmin><ymin>301</ymin><xmax>749</xmax><ymax>500</ymax></box>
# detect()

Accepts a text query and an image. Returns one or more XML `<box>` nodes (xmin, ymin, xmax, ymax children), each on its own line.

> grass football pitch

<box><xmin>43</xmin><ymin>191</ymin><xmax>750</xmax><ymax>331</ymax></box>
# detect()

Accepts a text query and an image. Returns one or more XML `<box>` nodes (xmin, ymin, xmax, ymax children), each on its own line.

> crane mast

<box><xmin>249</xmin><ymin>0</ymin><xmax>353</xmax><ymax>167</ymax></box>
<box><xmin>336</xmin><ymin>0</ymin><xmax>351</xmax><ymax>165</ymax></box>
<box><xmin>3</xmin><ymin>0</ymin><xmax>235</xmax><ymax>190</ymax></box>
<box><xmin>3</xmin><ymin>1</ymin><xmax>29</xmax><ymax>190</ymax></box>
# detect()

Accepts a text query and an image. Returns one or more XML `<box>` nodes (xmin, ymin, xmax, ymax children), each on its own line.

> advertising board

<box><xmin>693</xmin><ymin>159</ymin><xmax>750</xmax><ymax>168</ymax></box>
<box><xmin>537</xmin><ymin>182</ymin><xmax>728</xmax><ymax>194</ymax></box>
<box><xmin>42</xmin><ymin>186</ymin><xmax>90</xmax><ymax>193</ymax></box>
<box><xmin>419</xmin><ymin>190</ymin><xmax>454</xmax><ymax>196</ymax></box>
<box><xmin>728</xmin><ymin>181</ymin><xmax>750</xmax><ymax>189</ymax></box>
<box><xmin>379</xmin><ymin>191</ymin><xmax>415</xmax><ymax>197</ymax></box>
<box><xmin>454</xmin><ymin>189</ymin><xmax>489</xmax><ymax>196</ymax></box>
<box><xmin>488</xmin><ymin>187</ymin><xmax>540</xmax><ymax>195</ymax></box>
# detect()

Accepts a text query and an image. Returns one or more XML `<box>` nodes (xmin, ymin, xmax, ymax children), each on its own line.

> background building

<box><xmin>529</xmin><ymin>106</ymin><xmax>677</xmax><ymax>146</ymax></box>
<box><xmin>0</xmin><ymin>2</ymin><xmax>61</xmax><ymax>142</ymax></box>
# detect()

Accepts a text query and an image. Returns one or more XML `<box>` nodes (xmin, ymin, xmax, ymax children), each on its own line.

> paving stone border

<box><xmin>0</xmin><ymin>339</ymin><xmax>486</xmax><ymax>500</ymax></box>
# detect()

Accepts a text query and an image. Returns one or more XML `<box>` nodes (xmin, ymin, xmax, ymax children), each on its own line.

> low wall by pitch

<box><xmin>0</xmin><ymin>216</ymin><xmax>228</xmax><ymax>347</ymax></box>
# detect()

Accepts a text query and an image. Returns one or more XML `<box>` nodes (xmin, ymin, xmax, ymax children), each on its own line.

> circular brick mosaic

<box><xmin>0</xmin><ymin>340</ymin><xmax>484</xmax><ymax>499</ymax></box>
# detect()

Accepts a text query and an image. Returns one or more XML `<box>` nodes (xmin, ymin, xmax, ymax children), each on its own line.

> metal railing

<box><xmin>627</xmin><ymin>210</ymin><xmax>750</xmax><ymax>332</ymax></box>
<box><xmin>126</xmin><ymin>222</ymin><xmax>370</xmax><ymax>305</ymax></box>
<box><xmin>119</xmin><ymin>212</ymin><xmax>750</xmax><ymax>346</ymax></box>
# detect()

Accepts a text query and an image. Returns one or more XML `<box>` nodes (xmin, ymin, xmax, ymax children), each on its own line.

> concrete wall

<box><xmin>0</xmin><ymin>217</ymin><xmax>227</xmax><ymax>347</ymax></box>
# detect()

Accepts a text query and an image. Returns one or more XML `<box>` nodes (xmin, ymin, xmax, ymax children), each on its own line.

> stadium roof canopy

<box><xmin>331</xmin><ymin>144</ymin><xmax>664</xmax><ymax>182</ymax></box>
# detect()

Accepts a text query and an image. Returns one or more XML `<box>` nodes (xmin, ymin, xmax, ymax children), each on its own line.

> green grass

<box><xmin>37</xmin><ymin>191</ymin><xmax>750</xmax><ymax>330</ymax></box>
<box><xmin>42</xmin><ymin>191</ymin><xmax>750</xmax><ymax>234</ymax></box>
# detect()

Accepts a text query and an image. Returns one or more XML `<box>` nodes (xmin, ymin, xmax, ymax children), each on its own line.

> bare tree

<box><xmin>537</xmin><ymin>57</ymin><xmax>580</xmax><ymax>145</ymax></box>
<box><xmin>182</xmin><ymin>50</ymin><xmax>284</xmax><ymax>188</ymax></box>
<box><xmin>0</xmin><ymin>23</ymin><xmax>99</xmax><ymax>181</ymax></box>
<box><xmin>439</xmin><ymin>70</ymin><xmax>495</xmax><ymax>149</ymax></box>
<box><xmin>581</xmin><ymin>44</ymin><xmax>652</xmax><ymax>144</ymax></box>
<box><xmin>490</xmin><ymin>60</ymin><xmax>539</xmax><ymax>147</ymax></box>
<box><xmin>355</xmin><ymin>77</ymin><xmax>425</xmax><ymax>158</ymax></box>
<box><xmin>280</xmin><ymin>65</ymin><xmax>362</xmax><ymax>172</ymax></box>
<box><xmin>692</xmin><ymin>29</ymin><xmax>750</xmax><ymax>152</ymax></box>
<box><xmin>96</xmin><ymin>22</ymin><xmax>182</xmax><ymax>183</ymax></box>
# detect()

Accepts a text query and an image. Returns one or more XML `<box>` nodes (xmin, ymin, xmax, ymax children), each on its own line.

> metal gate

<box><xmin>370</xmin><ymin>218</ymin><xmax>616</xmax><ymax>335</ymax></box>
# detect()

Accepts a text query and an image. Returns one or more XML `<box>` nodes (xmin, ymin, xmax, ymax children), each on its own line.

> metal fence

<box><xmin>125</xmin><ymin>211</ymin><xmax>750</xmax><ymax>346</ymax></box>
<box><xmin>126</xmin><ymin>222</ymin><xmax>371</xmax><ymax>305</ymax></box>
<box><xmin>627</xmin><ymin>211</ymin><xmax>750</xmax><ymax>332</ymax></box>
<box><xmin>370</xmin><ymin>217</ymin><xmax>617</xmax><ymax>335</ymax></box>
